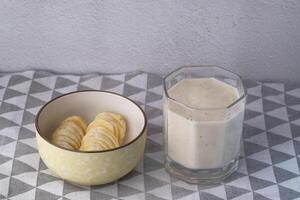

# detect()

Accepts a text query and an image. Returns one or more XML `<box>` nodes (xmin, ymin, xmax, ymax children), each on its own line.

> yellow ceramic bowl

<box><xmin>35</xmin><ymin>90</ymin><xmax>147</xmax><ymax>185</ymax></box>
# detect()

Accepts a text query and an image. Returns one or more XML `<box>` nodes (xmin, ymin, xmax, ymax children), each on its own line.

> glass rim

<box><xmin>163</xmin><ymin>65</ymin><xmax>247</xmax><ymax>111</ymax></box>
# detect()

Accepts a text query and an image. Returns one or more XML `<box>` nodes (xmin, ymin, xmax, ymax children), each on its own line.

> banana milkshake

<box><xmin>166</xmin><ymin>78</ymin><xmax>244</xmax><ymax>169</ymax></box>
<box><xmin>163</xmin><ymin>66</ymin><xmax>246</xmax><ymax>184</ymax></box>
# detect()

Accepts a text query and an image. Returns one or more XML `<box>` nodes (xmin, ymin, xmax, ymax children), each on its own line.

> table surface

<box><xmin>0</xmin><ymin>71</ymin><xmax>300</xmax><ymax>200</ymax></box>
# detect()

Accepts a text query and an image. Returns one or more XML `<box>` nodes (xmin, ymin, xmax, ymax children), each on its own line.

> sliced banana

<box><xmin>51</xmin><ymin>115</ymin><xmax>87</xmax><ymax>150</ymax></box>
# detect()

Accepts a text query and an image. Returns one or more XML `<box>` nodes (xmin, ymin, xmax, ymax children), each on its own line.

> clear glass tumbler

<box><xmin>163</xmin><ymin>66</ymin><xmax>246</xmax><ymax>184</ymax></box>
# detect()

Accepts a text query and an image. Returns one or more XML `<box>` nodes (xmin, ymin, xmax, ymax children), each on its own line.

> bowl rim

<box><xmin>35</xmin><ymin>90</ymin><xmax>147</xmax><ymax>154</ymax></box>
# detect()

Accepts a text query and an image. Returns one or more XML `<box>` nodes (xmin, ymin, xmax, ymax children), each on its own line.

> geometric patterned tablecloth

<box><xmin>0</xmin><ymin>70</ymin><xmax>300</xmax><ymax>200</ymax></box>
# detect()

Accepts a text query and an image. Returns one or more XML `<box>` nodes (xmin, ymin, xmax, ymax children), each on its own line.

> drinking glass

<box><xmin>163</xmin><ymin>66</ymin><xmax>246</xmax><ymax>184</ymax></box>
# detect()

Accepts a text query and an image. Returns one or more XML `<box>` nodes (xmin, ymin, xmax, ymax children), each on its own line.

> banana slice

<box><xmin>51</xmin><ymin>115</ymin><xmax>87</xmax><ymax>150</ymax></box>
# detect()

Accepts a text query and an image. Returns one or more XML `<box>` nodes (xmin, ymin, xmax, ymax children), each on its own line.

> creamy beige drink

<box><xmin>166</xmin><ymin>78</ymin><xmax>244</xmax><ymax>169</ymax></box>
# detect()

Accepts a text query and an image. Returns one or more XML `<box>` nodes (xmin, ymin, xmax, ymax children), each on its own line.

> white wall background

<box><xmin>0</xmin><ymin>0</ymin><xmax>299</xmax><ymax>82</ymax></box>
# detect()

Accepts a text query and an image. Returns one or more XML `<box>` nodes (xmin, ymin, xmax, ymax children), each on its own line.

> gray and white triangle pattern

<box><xmin>0</xmin><ymin>71</ymin><xmax>300</xmax><ymax>200</ymax></box>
